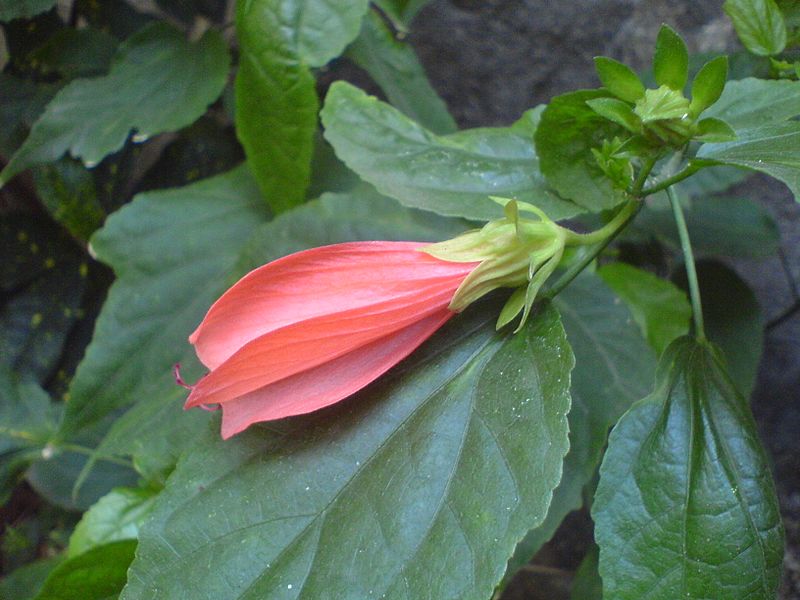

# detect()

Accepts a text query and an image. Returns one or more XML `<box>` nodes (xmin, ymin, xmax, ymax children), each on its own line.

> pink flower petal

<box><xmin>218</xmin><ymin>309</ymin><xmax>453</xmax><ymax>438</ymax></box>
<box><xmin>184</xmin><ymin>281</ymin><xmax>460</xmax><ymax>409</ymax></box>
<box><xmin>190</xmin><ymin>242</ymin><xmax>475</xmax><ymax>370</ymax></box>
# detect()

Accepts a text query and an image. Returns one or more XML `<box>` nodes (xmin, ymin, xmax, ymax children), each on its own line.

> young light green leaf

<box><xmin>598</xmin><ymin>262</ymin><xmax>691</xmax><ymax>356</ymax></box>
<box><xmin>535</xmin><ymin>89</ymin><xmax>627</xmax><ymax>211</ymax></box>
<box><xmin>121</xmin><ymin>301</ymin><xmax>573</xmax><ymax>600</ymax></box>
<box><xmin>0</xmin><ymin>0</ymin><xmax>55</xmax><ymax>20</ymax></box>
<box><xmin>347</xmin><ymin>9</ymin><xmax>457</xmax><ymax>134</ymax></box>
<box><xmin>0</xmin><ymin>23</ymin><xmax>230</xmax><ymax>186</ymax></box>
<box><xmin>653</xmin><ymin>24</ymin><xmax>689</xmax><ymax>91</ymax></box>
<box><xmin>724</xmin><ymin>0</ymin><xmax>788</xmax><ymax>56</ymax></box>
<box><xmin>690</xmin><ymin>56</ymin><xmax>729</xmax><ymax>117</ymax></box>
<box><xmin>593</xmin><ymin>337</ymin><xmax>784</xmax><ymax>600</ymax></box>
<box><xmin>68</xmin><ymin>486</ymin><xmax>159</xmax><ymax>558</ymax></box>
<box><xmin>694</xmin><ymin>117</ymin><xmax>738</xmax><ymax>142</ymax></box>
<box><xmin>33</xmin><ymin>540</ymin><xmax>137</xmax><ymax>600</ymax></box>
<box><xmin>634</xmin><ymin>85</ymin><xmax>691</xmax><ymax>122</ymax></box>
<box><xmin>323</xmin><ymin>82</ymin><xmax>583</xmax><ymax>221</ymax></box>
<box><xmin>585</xmin><ymin>97</ymin><xmax>641</xmax><ymax>132</ymax></box>
<box><xmin>697</xmin><ymin>120</ymin><xmax>800</xmax><ymax>201</ymax></box>
<box><xmin>506</xmin><ymin>273</ymin><xmax>656</xmax><ymax>575</ymax></box>
<box><xmin>594</xmin><ymin>56</ymin><xmax>645</xmax><ymax>103</ymax></box>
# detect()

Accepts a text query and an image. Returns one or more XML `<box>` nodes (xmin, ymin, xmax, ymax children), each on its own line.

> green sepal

<box><xmin>593</xmin><ymin>57</ymin><xmax>646</xmax><ymax>103</ymax></box>
<box><xmin>694</xmin><ymin>117</ymin><xmax>738</xmax><ymax>142</ymax></box>
<box><xmin>497</xmin><ymin>287</ymin><xmax>526</xmax><ymax>329</ymax></box>
<box><xmin>635</xmin><ymin>86</ymin><xmax>691</xmax><ymax>122</ymax></box>
<box><xmin>586</xmin><ymin>98</ymin><xmax>642</xmax><ymax>133</ymax></box>
<box><xmin>690</xmin><ymin>56</ymin><xmax>729</xmax><ymax>117</ymax></box>
<box><xmin>653</xmin><ymin>24</ymin><xmax>689</xmax><ymax>91</ymax></box>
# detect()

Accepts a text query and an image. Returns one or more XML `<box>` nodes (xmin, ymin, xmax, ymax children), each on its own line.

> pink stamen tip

<box><xmin>173</xmin><ymin>363</ymin><xmax>194</xmax><ymax>390</ymax></box>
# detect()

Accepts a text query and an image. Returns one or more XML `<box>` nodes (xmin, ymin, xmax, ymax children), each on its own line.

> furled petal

<box><xmin>190</xmin><ymin>242</ymin><xmax>476</xmax><ymax>370</ymax></box>
<box><xmin>218</xmin><ymin>309</ymin><xmax>452</xmax><ymax>438</ymax></box>
<box><xmin>184</xmin><ymin>281</ymin><xmax>460</xmax><ymax>409</ymax></box>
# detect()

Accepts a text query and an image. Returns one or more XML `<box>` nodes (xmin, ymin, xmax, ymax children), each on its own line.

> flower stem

<box><xmin>640</xmin><ymin>162</ymin><xmax>702</xmax><ymax>196</ymax></box>
<box><xmin>545</xmin><ymin>198</ymin><xmax>643</xmax><ymax>298</ymax></box>
<box><xmin>668</xmin><ymin>186</ymin><xmax>705</xmax><ymax>340</ymax></box>
<box><xmin>563</xmin><ymin>198</ymin><xmax>640</xmax><ymax>246</ymax></box>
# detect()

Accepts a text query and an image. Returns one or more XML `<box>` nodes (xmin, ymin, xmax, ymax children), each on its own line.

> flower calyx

<box><xmin>423</xmin><ymin>198</ymin><xmax>568</xmax><ymax>332</ymax></box>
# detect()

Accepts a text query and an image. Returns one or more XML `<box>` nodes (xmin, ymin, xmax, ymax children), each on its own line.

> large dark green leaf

<box><xmin>724</xmin><ymin>0</ymin><xmax>788</xmax><ymax>56</ymax></box>
<box><xmin>633</xmin><ymin>195</ymin><xmax>780</xmax><ymax>258</ymax></box>
<box><xmin>0</xmin><ymin>216</ymin><xmax>87</xmax><ymax>382</ymax></box>
<box><xmin>0</xmin><ymin>556</ymin><xmax>64</xmax><ymax>600</ymax></box>
<box><xmin>701</xmin><ymin>77</ymin><xmax>800</xmax><ymax>129</ymax></box>
<box><xmin>0</xmin><ymin>23</ymin><xmax>230</xmax><ymax>185</ymax></box>
<box><xmin>0</xmin><ymin>0</ymin><xmax>55</xmax><ymax>21</ymax></box>
<box><xmin>506</xmin><ymin>273</ymin><xmax>656</xmax><ymax>574</ymax></box>
<box><xmin>58</xmin><ymin>166</ymin><xmax>269</xmax><ymax>443</ymax></box>
<box><xmin>0</xmin><ymin>73</ymin><xmax>58</xmax><ymax>157</ymax></box>
<box><xmin>697</xmin><ymin>120</ymin><xmax>800</xmax><ymax>201</ymax></box>
<box><xmin>677</xmin><ymin>261</ymin><xmax>765</xmax><ymax>398</ymax></box>
<box><xmin>347</xmin><ymin>9</ymin><xmax>456</xmax><ymax>134</ymax></box>
<box><xmin>593</xmin><ymin>337</ymin><xmax>784</xmax><ymax>599</ymax></box>
<box><xmin>599</xmin><ymin>262</ymin><xmax>691</xmax><ymax>355</ymax></box>
<box><xmin>0</xmin><ymin>367</ymin><xmax>61</xmax><ymax>503</ymax></box>
<box><xmin>33</xmin><ymin>540</ymin><xmax>136</xmax><ymax>600</ymax></box>
<box><xmin>234</xmin><ymin>0</ymin><xmax>370</xmax><ymax>212</ymax></box>
<box><xmin>534</xmin><ymin>89</ymin><xmax>626</xmax><ymax>212</ymax></box>
<box><xmin>27</xmin><ymin>28</ymin><xmax>117</xmax><ymax>79</ymax></box>
<box><xmin>121</xmin><ymin>301</ymin><xmax>573</xmax><ymax>600</ymax></box>
<box><xmin>322</xmin><ymin>82</ymin><xmax>581</xmax><ymax>221</ymax></box>
<box><xmin>61</xmin><ymin>171</ymin><xmax>465</xmax><ymax>481</ymax></box>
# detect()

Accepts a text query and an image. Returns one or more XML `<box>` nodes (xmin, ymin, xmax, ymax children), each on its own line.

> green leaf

<box><xmin>632</xmin><ymin>195</ymin><xmax>780</xmax><ymax>258</ymax></box>
<box><xmin>593</xmin><ymin>337</ymin><xmax>784</xmax><ymax>600</ymax></box>
<box><xmin>347</xmin><ymin>9</ymin><xmax>457</xmax><ymax>134</ymax></box>
<box><xmin>653</xmin><ymin>25</ymin><xmax>689</xmax><ymax>91</ymax></box>
<box><xmin>506</xmin><ymin>273</ymin><xmax>656</xmax><ymax>575</ymax></box>
<box><xmin>689</xmin><ymin>56</ymin><xmax>729</xmax><ymax>117</ymax></box>
<box><xmin>0</xmin><ymin>556</ymin><xmax>65</xmax><ymax>600</ymax></box>
<box><xmin>33</xmin><ymin>540</ymin><xmax>136</xmax><ymax>600</ymax></box>
<box><xmin>323</xmin><ymin>81</ymin><xmax>583</xmax><ymax>220</ymax></box>
<box><xmin>697</xmin><ymin>120</ymin><xmax>800</xmax><ymax>201</ymax></box>
<box><xmin>535</xmin><ymin>89</ymin><xmax>627</xmax><ymax>211</ymax></box>
<box><xmin>121</xmin><ymin>301</ymin><xmax>573</xmax><ymax>600</ymax></box>
<box><xmin>32</xmin><ymin>159</ymin><xmax>105</xmax><ymax>242</ymax></box>
<box><xmin>599</xmin><ymin>262</ymin><xmax>691</xmax><ymax>356</ymax></box>
<box><xmin>0</xmin><ymin>216</ymin><xmax>88</xmax><ymax>382</ymax></box>
<box><xmin>0</xmin><ymin>23</ymin><xmax>230</xmax><ymax>185</ymax></box>
<box><xmin>725</xmin><ymin>0</ymin><xmax>788</xmax><ymax>56</ymax></box>
<box><xmin>60</xmin><ymin>172</ymin><xmax>464</xmax><ymax>481</ymax></box>
<box><xmin>694</xmin><ymin>117</ymin><xmax>737</xmax><ymax>142</ymax></box>
<box><xmin>0</xmin><ymin>73</ymin><xmax>58</xmax><ymax>157</ymax></box>
<box><xmin>234</xmin><ymin>0</ymin><xmax>370</xmax><ymax>212</ymax></box>
<box><xmin>594</xmin><ymin>56</ymin><xmax>645</xmax><ymax>103</ymax></box>
<box><xmin>585</xmin><ymin>97</ymin><xmax>641</xmax><ymax>132</ymax></box>
<box><xmin>27</xmin><ymin>28</ymin><xmax>117</xmax><ymax>79</ymax></box>
<box><xmin>68</xmin><ymin>486</ymin><xmax>159</xmax><ymax>558</ymax></box>
<box><xmin>679</xmin><ymin>261</ymin><xmax>765</xmax><ymax>397</ymax></box>
<box><xmin>0</xmin><ymin>0</ymin><xmax>55</xmax><ymax>21</ymax></box>
<box><xmin>0</xmin><ymin>367</ymin><xmax>61</xmax><ymax>503</ymax></box>
<box><xmin>570</xmin><ymin>545</ymin><xmax>602</xmax><ymax>600</ymax></box>
<box><xmin>373</xmin><ymin>0</ymin><xmax>431</xmax><ymax>28</ymax></box>
<box><xmin>59</xmin><ymin>166</ymin><xmax>268</xmax><ymax>440</ymax></box>
<box><xmin>701</xmin><ymin>78</ymin><xmax>800</xmax><ymax>130</ymax></box>
<box><xmin>634</xmin><ymin>85</ymin><xmax>691</xmax><ymax>122</ymax></box>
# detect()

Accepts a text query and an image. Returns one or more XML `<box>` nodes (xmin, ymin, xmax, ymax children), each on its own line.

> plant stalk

<box><xmin>668</xmin><ymin>186</ymin><xmax>705</xmax><ymax>340</ymax></box>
